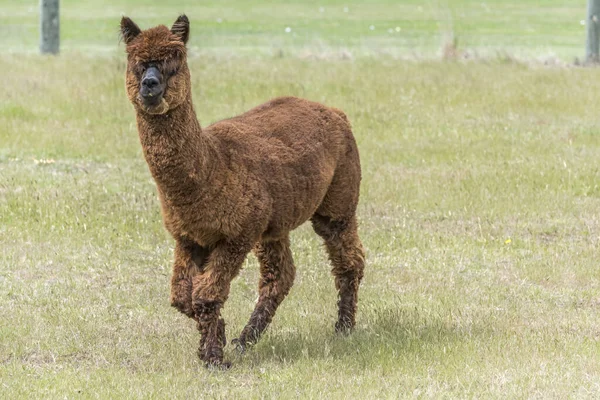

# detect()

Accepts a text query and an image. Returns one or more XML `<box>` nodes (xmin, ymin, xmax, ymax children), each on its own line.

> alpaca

<box><xmin>120</xmin><ymin>15</ymin><xmax>365</xmax><ymax>368</ymax></box>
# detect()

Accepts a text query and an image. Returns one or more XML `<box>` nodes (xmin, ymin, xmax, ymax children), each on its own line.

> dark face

<box><xmin>120</xmin><ymin>15</ymin><xmax>190</xmax><ymax>115</ymax></box>
<box><xmin>132</xmin><ymin>58</ymin><xmax>182</xmax><ymax>112</ymax></box>
<box><xmin>139</xmin><ymin>65</ymin><xmax>166</xmax><ymax>108</ymax></box>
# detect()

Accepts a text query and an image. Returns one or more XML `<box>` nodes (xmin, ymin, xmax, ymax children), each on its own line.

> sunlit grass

<box><xmin>2</xmin><ymin>53</ymin><xmax>600</xmax><ymax>397</ymax></box>
<box><xmin>2</xmin><ymin>0</ymin><xmax>600</xmax><ymax>397</ymax></box>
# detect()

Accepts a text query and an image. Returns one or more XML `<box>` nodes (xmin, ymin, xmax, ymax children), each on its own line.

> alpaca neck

<box><xmin>135</xmin><ymin>96</ymin><xmax>217</xmax><ymax>199</ymax></box>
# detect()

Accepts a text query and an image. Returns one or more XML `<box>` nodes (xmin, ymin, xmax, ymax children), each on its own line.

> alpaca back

<box><xmin>202</xmin><ymin>96</ymin><xmax>358</xmax><ymax>240</ymax></box>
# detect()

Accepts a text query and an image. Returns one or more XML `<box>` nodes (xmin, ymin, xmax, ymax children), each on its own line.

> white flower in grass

<box><xmin>285</xmin><ymin>27</ymin><xmax>292</xmax><ymax>33</ymax></box>
<box><xmin>580</xmin><ymin>20</ymin><xmax>585</xmax><ymax>26</ymax></box>
<box><xmin>343</xmin><ymin>7</ymin><xmax>349</xmax><ymax>13</ymax></box>
<box><xmin>369</xmin><ymin>25</ymin><xmax>375</xmax><ymax>31</ymax></box>
<box><xmin>396</xmin><ymin>27</ymin><xmax>401</xmax><ymax>32</ymax></box>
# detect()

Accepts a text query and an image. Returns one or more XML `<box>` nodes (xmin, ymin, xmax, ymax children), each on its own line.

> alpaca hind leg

<box><xmin>191</xmin><ymin>239</ymin><xmax>252</xmax><ymax>368</ymax></box>
<box><xmin>233</xmin><ymin>236</ymin><xmax>296</xmax><ymax>352</ymax></box>
<box><xmin>311</xmin><ymin>214</ymin><xmax>365</xmax><ymax>333</ymax></box>
<box><xmin>170</xmin><ymin>239</ymin><xmax>210</xmax><ymax>320</ymax></box>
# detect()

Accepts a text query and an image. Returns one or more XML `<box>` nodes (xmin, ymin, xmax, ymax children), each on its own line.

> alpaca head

<box><xmin>121</xmin><ymin>15</ymin><xmax>191</xmax><ymax>115</ymax></box>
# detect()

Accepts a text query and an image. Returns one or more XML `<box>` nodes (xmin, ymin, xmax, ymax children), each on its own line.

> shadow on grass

<box><xmin>230</xmin><ymin>305</ymin><xmax>496</xmax><ymax>368</ymax></box>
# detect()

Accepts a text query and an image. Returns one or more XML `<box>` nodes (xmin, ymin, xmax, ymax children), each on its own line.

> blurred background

<box><xmin>3</xmin><ymin>0</ymin><xmax>587</xmax><ymax>60</ymax></box>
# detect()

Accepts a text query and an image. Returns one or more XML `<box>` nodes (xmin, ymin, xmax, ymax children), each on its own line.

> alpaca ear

<box><xmin>120</xmin><ymin>16</ymin><xmax>141</xmax><ymax>45</ymax></box>
<box><xmin>171</xmin><ymin>15</ymin><xmax>190</xmax><ymax>44</ymax></box>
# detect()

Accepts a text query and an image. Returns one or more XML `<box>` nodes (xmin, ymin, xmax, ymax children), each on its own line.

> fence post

<box><xmin>587</xmin><ymin>0</ymin><xmax>600</xmax><ymax>63</ymax></box>
<box><xmin>40</xmin><ymin>0</ymin><xmax>59</xmax><ymax>54</ymax></box>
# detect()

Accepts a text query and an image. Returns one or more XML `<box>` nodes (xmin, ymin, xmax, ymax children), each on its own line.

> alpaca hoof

<box><xmin>197</xmin><ymin>348</ymin><xmax>230</xmax><ymax>370</ymax></box>
<box><xmin>205</xmin><ymin>360</ymin><xmax>232</xmax><ymax>371</ymax></box>
<box><xmin>335</xmin><ymin>321</ymin><xmax>354</xmax><ymax>335</ymax></box>
<box><xmin>231</xmin><ymin>338</ymin><xmax>246</xmax><ymax>354</ymax></box>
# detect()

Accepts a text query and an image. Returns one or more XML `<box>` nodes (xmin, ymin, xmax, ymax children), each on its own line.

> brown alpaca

<box><xmin>120</xmin><ymin>15</ymin><xmax>365</xmax><ymax>368</ymax></box>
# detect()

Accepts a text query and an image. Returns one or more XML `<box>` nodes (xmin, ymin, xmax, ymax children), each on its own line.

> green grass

<box><xmin>0</xmin><ymin>0</ymin><xmax>588</xmax><ymax>59</ymax></box>
<box><xmin>2</xmin><ymin>1</ymin><xmax>600</xmax><ymax>398</ymax></box>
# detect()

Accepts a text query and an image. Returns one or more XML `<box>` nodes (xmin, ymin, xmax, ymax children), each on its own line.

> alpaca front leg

<box><xmin>233</xmin><ymin>237</ymin><xmax>296</xmax><ymax>352</ymax></box>
<box><xmin>193</xmin><ymin>299</ymin><xmax>227</xmax><ymax>367</ymax></box>
<box><xmin>170</xmin><ymin>239</ymin><xmax>210</xmax><ymax>319</ymax></box>
<box><xmin>191</xmin><ymin>239</ymin><xmax>251</xmax><ymax>367</ymax></box>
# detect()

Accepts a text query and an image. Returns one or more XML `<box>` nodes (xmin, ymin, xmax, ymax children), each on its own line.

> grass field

<box><xmin>2</xmin><ymin>1</ymin><xmax>600</xmax><ymax>398</ymax></box>
<box><xmin>0</xmin><ymin>0</ymin><xmax>587</xmax><ymax>59</ymax></box>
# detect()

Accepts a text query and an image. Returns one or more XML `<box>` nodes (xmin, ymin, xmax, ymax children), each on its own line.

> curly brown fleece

<box><xmin>121</xmin><ymin>15</ymin><xmax>365</xmax><ymax>368</ymax></box>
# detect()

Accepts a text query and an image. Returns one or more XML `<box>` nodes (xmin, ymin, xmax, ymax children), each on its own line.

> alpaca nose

<box><xmin>140</xmin><ymin>66</ymin><xmax>164</xmax><ymax>102</ymax></box>
<box><xmin>142</xmin><ymin>76</ymin><xmax>160</xmax><ymax>89</ymax></box>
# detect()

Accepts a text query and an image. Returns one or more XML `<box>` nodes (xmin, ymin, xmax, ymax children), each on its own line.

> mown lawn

<box><xmin>1</xmin><ymin>1</ymin><xmax>600</xmax><ymax>398</ymax></box>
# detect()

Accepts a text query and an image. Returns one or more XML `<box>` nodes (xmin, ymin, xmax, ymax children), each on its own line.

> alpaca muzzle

<box><xmin>140</xmin><ymin>66</ymin><xmax>165</xmax><ymax>106</ymax></box>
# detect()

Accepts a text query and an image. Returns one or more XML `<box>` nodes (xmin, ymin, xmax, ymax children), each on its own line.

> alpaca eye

<box><xmin>169</xmin><ymin>68</ymin><xmax>179</xmax><ymax>77</ymax></box>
